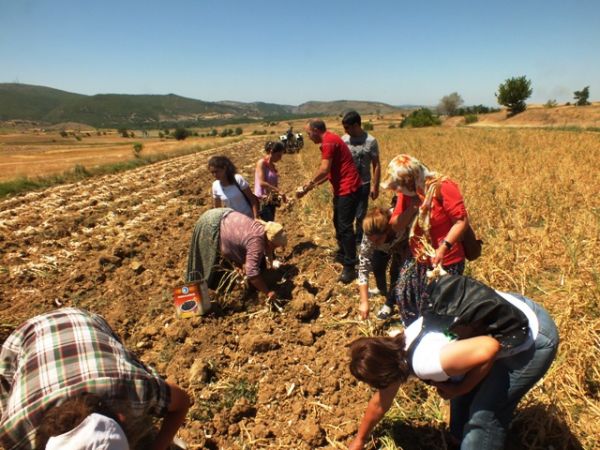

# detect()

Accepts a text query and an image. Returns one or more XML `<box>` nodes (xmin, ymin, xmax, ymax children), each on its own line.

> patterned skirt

<box><xmin>393</xmin><ymin>257</ymin><xmax>465</xmax><ymax>326</ymax></box>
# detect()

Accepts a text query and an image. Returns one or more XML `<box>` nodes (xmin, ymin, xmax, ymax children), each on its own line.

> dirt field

<box><xmin>1</xmin><ymin>126</ymin><xmax>598</xmax><ymax>449</ymax></box>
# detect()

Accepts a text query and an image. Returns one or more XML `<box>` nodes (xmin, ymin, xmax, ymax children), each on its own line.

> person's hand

<box><xmin>348</xmin><ymin>436</ymin><xmax>366</xmax><ymax>450</ymax></box>
<box><xmin>295</xmin><ymin>186</ymin><xmax>307</xmax><ymax>199</ymax></box>
<box><xmin>281</xmin><ymin>192</ymin><xmax>288</xmax><ymax>203</ymax></box>
<box><xmin>370</xmin><ymin>186</ymin><xmax>379</xmax><ymax>200</ymax></box>
<box><xmin>266</xmin><ymin>291</ymin><xmax>276</xmax><ymax>301</ymax></box>
<box><xmin>432</xmin><ymin>244</ymin><xmax>447</xmax><ymax>266</ymax></box>
<box><xmin>359</xmin><ymin>298</ymin><xmax>370</xmax><ymax>320</ymax></box>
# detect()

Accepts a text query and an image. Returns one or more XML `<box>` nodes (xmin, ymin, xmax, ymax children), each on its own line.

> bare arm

<box><xmin>152</xmin><ymin>382</ymin><xmax>191</xmax><ymax>450</ymax></box>
<box><xmin>349</xmin><ymin>381</ymin><xmax>402</xmax><ymax>450</ymax></box>
<box><xmin>242</xmin><ymin>186</ymin><xmax>260</xmax><ymax>218</ymax></box>
<box><xmin>297</xmin><ymin>158</ymin><xmax>331</xmax><ymax>198</ymax></box>
<box><xmin>358</xmin><ymin>283</ymin><xmax>369</xmax><ymax>320</ymax></box>
<box><xmin>389</xmin><ymin>197</ymin><xmax>419</xmax><ymax>233</ymax></box>
<box><xmin>432</xmin><ymin>216</ymin><xmax>469</xmax><ymax>265</ymax></box>
<box><xmin>370</xmin><ymin>153</ymin><xmax>381</xmax><ymax>200</ymax></box>
<box><xmin>213</xmin><ymin>197</ymin><xmax>222</xmax><ymax>208</ymax></box>
<box><xmin>248</xmin><ymin>274</ymin><xmax>275</xmax><ymax>300</ymax></box>
<box><xmin>433</xmin><ymin>335</ymin><xmax>500</xmax><ymax>399</ymax></box>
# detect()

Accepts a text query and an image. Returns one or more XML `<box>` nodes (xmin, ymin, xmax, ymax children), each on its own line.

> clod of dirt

<box><xmin>227</xmin><ymin>423</ymin><xmax>240</xmax><ymax>436</ymax></box>
<box><xmin>295</xmin><ymin>327</ymin><xmax>314</xmax><ymax>346</ymax></box>
<box><xmin>129</xmin><ymin>260</ymin><xmax>145</xmax><ymax>274</ymax></box>
<box><xmin>230</xmin><ymin>398</ymin><xmax>256</xmax><ymax>422</ymax></box>
<box><xmin>253</xmin><ymin>422</ymin><xmax>275</xmax><ymax>439</ymax></box>
<box><xmin>98</xmin><ymin>254</ymin><xmax>122</xmax><ymax>267</ymax></box>
<box><xmin>188</xmin><ymin>359</ymin><xmax>213</xmax><ymax>384</ymax></box>
<box><xmin>239</xmin><ymin>333</ymin><xmax>280</xmax><ymax>354</ymax></box>
<box><xmin>140</xmin><ymin>325</ymin><xmax>160</xmax><ymax>338</ymax></box>
<box><xmin>288</xmin><ymin>293</ymin><xmax>319</xmax><ymax>322</ymax></box>
<box><xmin>297</xmin><ymin>418</ymin><xmax>326</xmax><ymax>447</ymax></box>
<box><xmin>316</xmin><ymin>286</ymin><xmax>334</xmax><ymax>303</ymax></box>
<box><xmin>311</xmin><ymin>324</ymin><xmax>325</xmax><ymax>337</ymax></box>
<box><xmin>165</xmin><ymin>323</ymin><xmax>189</xmax><ymax>342</ymax></box>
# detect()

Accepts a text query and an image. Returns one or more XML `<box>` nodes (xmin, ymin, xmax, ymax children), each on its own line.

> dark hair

<box><xmin>342</xmin><ymin>110</ymin><xmax>361</xmax><ymax>127</ymax></box>
<box><xmin>308</xmin><ymin>119</ymin><xmax>326</xmax><ymax>133</ymax></box>
<box><xmin>349</xmin><ymin>335</ymin><xmax>410</xmax><ymax>389</ymax></box>
<box><xmin>208</xmin><ymin>155</ymin><xmax>237</xmax><ymax>184</ymax></box>
<box><xmin>267</xmin><ymin>141</ymin><xmax>285</xmax><ymax>154</ymax></box>
<box><xmin>35</xmin><ymin>393</ymin><xmax>126</xmax><ymax>450</ymax></box>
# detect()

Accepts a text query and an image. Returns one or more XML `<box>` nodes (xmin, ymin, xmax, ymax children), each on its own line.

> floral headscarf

<box><xmin>381</xmin><ymin>154</ymin><xmax>447</xmax><ymax>264</ymax></box>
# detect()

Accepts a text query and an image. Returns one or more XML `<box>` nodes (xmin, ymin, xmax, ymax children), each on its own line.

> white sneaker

<box><xmin>368</xmin><ymin>287</ymin><xmax>382</xmax><ymax>296</ymax></box>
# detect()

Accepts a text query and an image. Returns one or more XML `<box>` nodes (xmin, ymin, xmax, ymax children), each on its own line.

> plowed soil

<box><xmin>0</xmin><ymin>140</ymin><xmax>383</xmax><ymax>449</ymax></box>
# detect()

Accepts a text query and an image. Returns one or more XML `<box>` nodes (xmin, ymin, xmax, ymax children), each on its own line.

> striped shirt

<box><xmin>0</xmin><ymin>308</ymin><xmax>170</xmax><ymax>450</ymax></box>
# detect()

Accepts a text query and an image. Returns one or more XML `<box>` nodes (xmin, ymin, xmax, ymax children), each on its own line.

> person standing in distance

<box><xmin>342</xmin><ymin>111</ymin><xmax>381</xmax><ymax>245</ymax></box>
<box><xmin>296</xmin><ymin>119</ymin><xmax>362</xmax><ymax>284</ymax></box>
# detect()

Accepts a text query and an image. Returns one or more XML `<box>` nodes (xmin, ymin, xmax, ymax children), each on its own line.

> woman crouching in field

<box><xmin>185</xmin><ymin>208</ymin><xmax>287</xmax><ymax>305</ymax></box>
<box><xmin>348</xmin><ymin>275</ymin><xmax>558</xmax><ymax>450</ymax></box>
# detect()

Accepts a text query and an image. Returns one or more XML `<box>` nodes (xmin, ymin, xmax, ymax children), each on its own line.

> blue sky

<box><xmin>1</xmin><ymin>0</ymin><xmax>599</xmax><ymax>106</ymax></box>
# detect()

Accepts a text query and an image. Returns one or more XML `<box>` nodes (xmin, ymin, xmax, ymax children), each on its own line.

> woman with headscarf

<box><xmin>380</xmin><ymin>154</ymin><xmax>469</xmax><ymax>325</ymax></box>
<box><xmin>185</xmin><ymin>208</ymin><xmax>287</xmax><ymax>303</ymax></box>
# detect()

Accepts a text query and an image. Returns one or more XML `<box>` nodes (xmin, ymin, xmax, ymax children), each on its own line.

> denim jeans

<box><xmin>333</xmin><ymin>190</ymin><xmax>359</xmax><ymax>267</ymax></box>
<box><xmin>450</xmin><ymin>294</ymin><xmax>559</xmax><ymax>450</ymax></box>
<box><xmin>354</xmin><ymin>183</ymin><xmax>371</xmax><ymax>244</ymax></box>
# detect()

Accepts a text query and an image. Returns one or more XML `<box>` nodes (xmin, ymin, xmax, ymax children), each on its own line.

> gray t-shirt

<box><xmin>342</xmin><ymin>132</ymin><xmax>379</xmax><ymax>184</ymax></box>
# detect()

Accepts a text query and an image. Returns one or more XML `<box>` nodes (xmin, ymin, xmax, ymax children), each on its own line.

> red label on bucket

<box><xmin>174</xmin><ymin>283</ymin><xmax>204</xmax><ymax>318</ymax></box>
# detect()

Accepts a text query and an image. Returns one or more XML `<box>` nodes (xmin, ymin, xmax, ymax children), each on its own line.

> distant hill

<box><xmin>0</xmin><ymin>83</ymin><xmax>405</xmax><ymax>128</ymax></box>
<box><xmin>295</xmin><ymin>100</ymin><xmax>401</xmax><ymax>116</ymax></box>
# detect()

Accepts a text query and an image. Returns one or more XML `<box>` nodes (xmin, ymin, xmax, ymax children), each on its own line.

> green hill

<box><xmin>0</xmin><ymin>83</ymin><xmax>404</xmax><ymax>128</ymax></box>
<box><xmin>295</xmin><ymin>100</ymin><xmax>401</xmax><ymax>115</ymax></box>
<box><xmin>0</xmin><ymin>84</ymin><xmax>85</xmax><ymax>121</ymax></box>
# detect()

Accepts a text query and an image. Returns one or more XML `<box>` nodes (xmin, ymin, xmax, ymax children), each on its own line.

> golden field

<box><xmin>296</xmin><ymin>125</ymin><xmax>600</xmax><ymax>449</ymax></box>
<box><xmin>0</xmin><ymin>131</ymin><xmax>246</xmax><ymax>181</ymax></box>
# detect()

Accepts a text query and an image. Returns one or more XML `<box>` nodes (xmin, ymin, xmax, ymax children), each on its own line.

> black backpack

<box><xmin>407</xmin><ymin>275</ymin><xmax>530</xmax><ymax>372</ymax></box>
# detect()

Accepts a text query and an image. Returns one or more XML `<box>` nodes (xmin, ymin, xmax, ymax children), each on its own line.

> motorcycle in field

<box><xmin>279</xmin><ymin>131</ymin><xmax>304</xmax><ymax>153</ymax></box>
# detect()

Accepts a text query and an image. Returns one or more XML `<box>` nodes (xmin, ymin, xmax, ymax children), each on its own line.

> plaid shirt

<box><xmin>0</xmin><ymin>308</ymin><xmax>170</xmax><ymax>450</ymax></box>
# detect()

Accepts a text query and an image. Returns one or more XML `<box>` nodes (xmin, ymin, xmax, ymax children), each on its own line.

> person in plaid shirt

<box><xmin>0</xmin><ymin>308</ymin><xmax>190</xmax><ymax>450</ymax></box>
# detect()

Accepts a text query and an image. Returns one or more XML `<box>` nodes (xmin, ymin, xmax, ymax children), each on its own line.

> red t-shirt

<box><xmin>320</xmin><ymin>131</ymin><xmax>361</xmax><ymax>196</ymax></box>
<box><xmin>391</xmin><ymin>179</ymin><xmax>467</xmax><ymax>265</ymax></box>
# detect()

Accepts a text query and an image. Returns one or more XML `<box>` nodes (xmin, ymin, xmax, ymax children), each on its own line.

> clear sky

<box><xmin>1</xmin><ymin>0</ymin><xmax>599</xmax><ymax>106</ymax></box>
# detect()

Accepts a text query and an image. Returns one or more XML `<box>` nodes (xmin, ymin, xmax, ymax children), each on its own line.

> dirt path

<box><xmin>0</xmin><ymin>139</ymin><xmax>378</xmax><ymax>449</ymax></box>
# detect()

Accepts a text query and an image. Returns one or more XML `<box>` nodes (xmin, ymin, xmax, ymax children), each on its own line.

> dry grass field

<box><xmin>0</xmin><ymin>121</ymin><xmax>598</xmax><ymax>449</ymax></box>
<box><xmin>0</xmin><ymin>131</ymin><xmax>245</xmax><ymax>181</ymax></box>
<box><xmin>307</xmin><ymin>125</ymin><xmax>600</xmax><ymax>449</ymax></box>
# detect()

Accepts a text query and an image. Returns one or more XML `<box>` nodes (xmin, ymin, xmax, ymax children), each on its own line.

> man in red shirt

<box><xmin>296</xmin><ymin>119</ymin><xmax>362</xmax><ymax>283</ymax></box>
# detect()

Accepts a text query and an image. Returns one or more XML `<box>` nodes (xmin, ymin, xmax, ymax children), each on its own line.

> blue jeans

<box><xmin>450</xmin><ymin>295</ymin><xmax>559</xmax><ymax>450</ymax></box>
